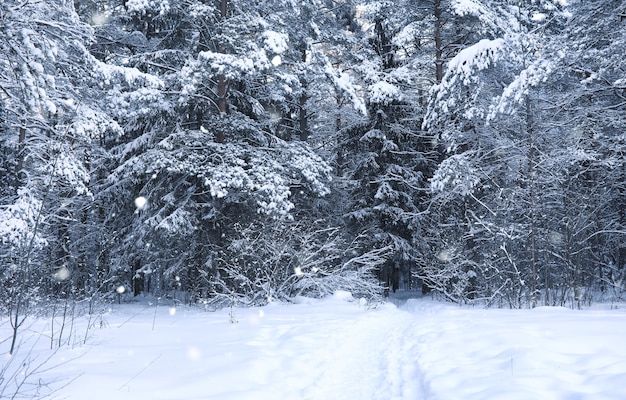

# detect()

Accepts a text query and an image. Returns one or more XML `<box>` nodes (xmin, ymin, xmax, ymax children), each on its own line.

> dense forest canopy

<box><xmin>1</xmin><ymin>0</ymin><xmax>625</xmax><ymax>311</ymax></box>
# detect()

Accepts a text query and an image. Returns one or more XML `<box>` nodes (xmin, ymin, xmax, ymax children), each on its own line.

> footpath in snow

<box><xmin>2</xmin><ymin>292</ymin><xmax>626</xmax><ymax>399</ymax></box>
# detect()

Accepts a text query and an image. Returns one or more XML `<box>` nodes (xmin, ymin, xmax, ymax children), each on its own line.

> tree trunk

<box><xmin>16</xmin><ymin>122</ymin><xmax>26</xmax><ymax>177</ymax></box>
<box><xmin>433</xmin><ymin>0</ymin><xmax>444</xmax><ymax>83</ymax></box>
<box><xmin>526</xmin><ymin>95</ymin><xmax>538</xmax><ymax>308</ymax></box>
<box><xmin>374</xmin><ymin>19</ymin><xmax>393</xmax><ymax>70</ymax></box>
<box><xmin>216</xmin><ymin>0</ymin><xmax>228</xmax><ymax>143</ymax></box>
<box><xmin>298</xmin><ymin>43</ymin><xmax>309</xmax><ymax>141</ymax></box>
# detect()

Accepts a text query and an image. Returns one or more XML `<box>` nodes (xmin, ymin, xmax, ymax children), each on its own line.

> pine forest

<box><xmin>2</xmin><ymin>0</ymin><xmax>625</xmax><ymax>315</ymax></box>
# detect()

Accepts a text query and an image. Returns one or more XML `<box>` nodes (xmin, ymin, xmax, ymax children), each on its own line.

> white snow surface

<box><xmin>2</xmin><ymin>292</ymin><xmax>626</xmax><ymax>399</ymax></box>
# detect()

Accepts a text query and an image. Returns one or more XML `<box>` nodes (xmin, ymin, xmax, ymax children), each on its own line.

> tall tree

<box><xmin>82</xmin><ymin>0</ymin><xmax>341</xmax><ymax>301</ymax></box>
<box><xmin>0</xmin><ymin>0</ymin><xmax>129</xmax><ymax>348</ymax></box>
<box><xmin>552</xmin><ymin>0</ymin><xmax>626</xmax><ymax>302</ymax></box>
<box><xmin>422</xmin><ymin>0</ymin><xmax>575</xmax><ymax>306</ymax></box>
<box><xmin>331</xmin><ymin>1</ymin><xmax>457</xmax><ymax>291</ymax></box>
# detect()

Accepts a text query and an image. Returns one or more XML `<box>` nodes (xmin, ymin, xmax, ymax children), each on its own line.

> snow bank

<box><xmin>2</xmin><ymin>295</ymin><xmax>625</xmax><ymax>399</ymax></box>
<box><xmin>404</xmin><ymin>298</ymin><xmax>626</xmax><ymax>400</ymax></box>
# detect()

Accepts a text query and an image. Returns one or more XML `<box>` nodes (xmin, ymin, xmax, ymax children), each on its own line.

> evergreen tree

<box><xmin>82</xmin><ymin>0</ymin><xmax>343</xmax><ymax>301</ymax></box>
<box><xmin>421</xmin><ymin>0</ymin><xmax>624</xmax><ymax>306</ymax></box>
<box><xmin>333</xmin><ymin>1</ymin><xmax>449</xmax><ymax>292</ymax></box>
<box><xmin>0</xmin><ymin>0</ymin><xmax>129</xmax><ymax>350</ymax></box>
<box><xmin>552</xmin><ymin>0</ymin><xmax>626</xmax><ymax>302</ymax></box>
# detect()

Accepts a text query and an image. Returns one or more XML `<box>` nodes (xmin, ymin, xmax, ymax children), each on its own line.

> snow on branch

<box><xmin>488</xmin><ymin>58</ymin><xmax>554</xmax><ymax>120</ymax></box>
<box><xmin>324</xmin><ymin>62</ymin><xmax>367</xmax><ymax>115</ymax></box>
<box><xmin>369</xmin><ymin>81</ymin><xmax>402</xmax><ymax>105</ymax></box>
<box><xmin>113</xmin><ymin>129</ymin><xmax>332</xmax><ymax>219</ymax></box>
<box><xmin>443</xmin><ymin>38</ymin><xmax>505</xmax><ymax>88</ymax></box>
<box><xmin>262</xmin><ymin>30</ymin><xmax>289</xmax><ymax>54</ymax></box>
<box><xmin>96</xmin><ymin>62</ymin><xmax>164</xmax><ymax>89</ymax></box>
<box><xmin>125</xmin><ymin>0</ymin><xmax>171</xmax><ymax>16</ymax></box>
<box><xmin>452</xmin><ymin>0</ymin><xmax>519</xmax><ymax>34</ymax></box>
<box><xmin>430</xmin><ymin>152</ymin><xmax>481</xmax><ymax>196</ymax></box>
<box><xmin>0</xmin><ymin>188</ymin><xmax>46</xmax><ymax>249</ymax></box>
<box><xmin>197</xmin><ymin>50</ymin><xmax>271</xmax><ymax>78</ymax></box>
<box><xmin>424</xmin><ymin>38</ymin><xmax>506</xmax><ymax>131</ymax></box>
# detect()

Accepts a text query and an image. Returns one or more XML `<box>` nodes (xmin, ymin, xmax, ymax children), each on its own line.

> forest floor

<box><xmin>2</xmin><ymin>291</ymin><xmax>626</xmax><ymax>399</ymax></box>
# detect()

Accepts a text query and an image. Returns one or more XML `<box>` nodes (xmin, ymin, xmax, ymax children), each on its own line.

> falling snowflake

<box><xmin>135</xmin><ymin>196</ymin><xmax>147</xmax><ymax>210</ymax></box>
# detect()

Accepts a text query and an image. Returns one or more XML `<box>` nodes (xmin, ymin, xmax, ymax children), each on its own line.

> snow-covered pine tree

<box><xmin>421</xmin><ymin>0</ymin><xmax>616</xmax><ymax>307</ymax></box>
<box><xmin>81</xmin><ymin>0</ymin><xmax>339</xmax><ymax>302</ymax></box>
<box><xmin>0</xmin><ymin>0</ymin><xmax>129</xmax><ymax>349</ymax></box>
<box><xmin>549</xmin><ymin>0</ymin><xmax>626</xmax><ymax>303</ymax></box>
<box><xmin>333</xmin><ymin>0</ymin><xmax>449</xmax><ymax>292</ymax></box>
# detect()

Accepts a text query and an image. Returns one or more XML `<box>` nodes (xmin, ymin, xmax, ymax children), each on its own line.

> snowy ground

<box><xmin>2</xmin><ymin>292</ymin><xmax>626</xmax><ymax>399</ymax></box>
